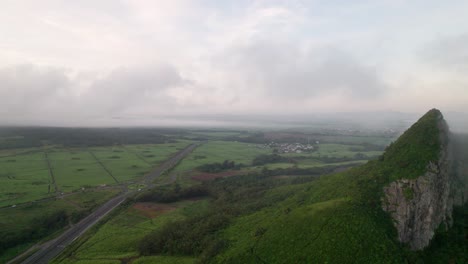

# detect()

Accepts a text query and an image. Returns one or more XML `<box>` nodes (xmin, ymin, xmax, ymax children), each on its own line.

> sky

<box><xmin>1</xmin><ymin>0</ymin><xmax>468</xmax><ymax>126</ymax></box>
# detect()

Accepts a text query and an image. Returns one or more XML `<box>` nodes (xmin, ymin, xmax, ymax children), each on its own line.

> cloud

<box><xmin>0</xmin><ymin>63</ymin><xmax>189</xmax><ymax>125</ymax></box>
<box><xmin>422</xmin><ymin>33</ymin><xmax>468</xmax><ymax>70</ymax></box>
<box><xmin>0</xmin><ymin>65</ymin><xmax>72</xmax><ymax>115</ymax></box>
<box><xmin>210</xmin><ymin>40</ymin><xmax>387</xmax><ymax>103</ymax></box>
<box><xmin>80</xmin><ymin>64</ymin><xmax>185</xmax><ymax>115</ymax></box>
<box><xmin>1</xmin><ymin>1</ymin><xmax>468</xmax><ymax>125</ymax></box>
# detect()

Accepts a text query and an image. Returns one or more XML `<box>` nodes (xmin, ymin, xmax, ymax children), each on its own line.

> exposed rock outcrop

<box><xmin>382</xmin><ymin>110</ymin><xmax>455</xmax><ymax>250</ymax></box>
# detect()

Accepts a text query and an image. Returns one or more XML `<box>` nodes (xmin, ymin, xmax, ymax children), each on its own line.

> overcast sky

<box><xmin>1</xmin><ymin>0</ymin><xmax>468</xmax><ymax>126</ymax></box>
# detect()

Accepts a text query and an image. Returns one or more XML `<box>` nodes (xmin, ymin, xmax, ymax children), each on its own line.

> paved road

<box><xmin>20</xmin><ymin>143</ymin><xmax>199</xmax><ymax>264</ymax></box>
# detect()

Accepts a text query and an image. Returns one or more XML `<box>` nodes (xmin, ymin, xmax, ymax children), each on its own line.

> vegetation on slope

<box><xmin>0</xmin><ymin>189</ymin><xmax>119</xmax><ymax>263</ymax></box>
<box><xmin>411</xmin><ymin>203</ymin><xmax>467</xmax><ymax>263</ymax></box>
<box><xmin>136</xmin><ymin>109</ymin><xmax>464</xmax><ymax>263</ymax></box>
<box><xmin>381</xmin><ymin>108</ymin><xmax>443</xmax><ymax>181</ymax></box>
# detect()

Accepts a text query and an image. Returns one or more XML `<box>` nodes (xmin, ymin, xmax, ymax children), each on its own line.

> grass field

<box><xmin>173</xmin><ymin>141</ymin><xmax>271</xmax><ymax>172</ymax></box>
<box><xmin>168</xmin><ymin>140</ymin><xmax>384</xmax><ymax>186</ymax></box>
<box><xmin>173</xmin><ymin>141</ymin><xmax>382</xmax><ymax>173</ymax></box>
<box><xmin>48</xmin><ymin>150</ymin><xmax>116</xmax><ymax>193</ymax></box>
<box><xmin>88</xmin><ymin>146</ymin><xmax>151</xmax><ymax>183</ymax></box>
<box><xmin>52</xmin><ymin>199</ymin><xmax>208</xmax><ymax>263</ymax></box>
<box><xmin>0</xmin><ymin>141</ymin><xmax>192</xmax><ymax>207</ymax></box>
<box><xmin>0</xmin><ymin>152</ymin><xmax>52</xmax><ymax>206</ymax></box>
<box><xmin>0</xmin><ymin>140</ymin><xmax>193</xmax><ymax>263</ymax></box>
<box><xmin>122</xmin><ymin>140</ymin><xmax>192</xmax><ymax>165</ymax></box>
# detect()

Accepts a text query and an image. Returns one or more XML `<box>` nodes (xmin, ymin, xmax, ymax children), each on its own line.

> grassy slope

<box><xmin>381</xmin><ymin>109</ymin><xmax>442</xmax><ymax>181</ymax></box>
<box><xmin>214</xmin><ymin>169</ymin><xmax>403</xmax><ymax>263</ymax></box>
<box><xmin>52</xmin><ymin>200</ymin><xmax>208</xmax><ymax>263</ymax></box>
<box><xmin>212</xmin><ymin>109</ymin><xmax>446</xmax><ymax>263</ymax></box>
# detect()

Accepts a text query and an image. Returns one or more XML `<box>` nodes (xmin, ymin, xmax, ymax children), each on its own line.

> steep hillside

<box><xmin>210</xmin><ymin>109</ymin><xmax>464</xmax><ymax>263</ymax></box>
<box><xmin>134</xmin><ymin>109</ymin><xmax>465</xmax><ymax>263</ymax></box>
<box><xmin>381</xmin><ymin>109</ymin><xmax>454</xmax><ymax>250</ymax></box>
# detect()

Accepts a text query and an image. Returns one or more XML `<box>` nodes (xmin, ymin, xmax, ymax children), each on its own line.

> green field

<box><xmin>173</xmin><ymin>141</ymin><xmax>383</xmax><ymax>174</ymax></box>
<box><xmin>0</xmin><ymin>140</ymin><xmax>193</xmax><ymax>263</ymax></box>
<box><xmin>173</xmin><ymin>141</ymin><xmax>271</xmax><ymax>172</ymax></box>
<box><xmin>87</xmin><ymin>146</ymin><xmax>151</xmax><ymax>183</ymax></box>
<box><xmin>48</xmin><ymin>150</ymin><xmax>116</xmax><ymax>193</ymax></box>
<box><xmin>162</xmin><ymin>140</ymin><xmax>386</xmax><ymax>188</ymax></box>
<box><xmin>122</xmin><ymin>140</ymin><xmax>192</xmax><ymax>165</ymax></box>
<box><xmin>0</xmin><ymin>135</ymin><xmax>385</xmax><ymax>208</ymax></box>
<box><xmin>0</xmin><ymin>141</ymin><xmax>192</xmax><ymax>207</ymax></box>
<box><xmin>0</xmin><ymin>152</ymin><xmax>52</xmax><ymax>206</ymax></box>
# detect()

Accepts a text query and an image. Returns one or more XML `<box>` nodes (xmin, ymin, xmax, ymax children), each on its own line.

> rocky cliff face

<box><xmin>382</xmin><ymin>112</ymin><xmax>455</xmax><ymax>250</ymax></box>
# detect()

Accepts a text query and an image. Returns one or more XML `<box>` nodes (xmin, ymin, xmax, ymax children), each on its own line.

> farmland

<box><xmin>0</xmin><ymin>151</ymin><xmax>51</xmax><ymax>206</ymax></box>
<box><xmin>0</xmin><ymin>141</ymin><xmax>192</xmax><ymax>207</ymax></box>
<box><xmin>172</xmin><ymin>140</ymin><xmax>385</xmax><ymax>181</ymax></box>
<box><xmin>52</xmin><ymin>112</ymin><xmax>467</xmax><ymax>263</ymax></box>
<box><xmin>0</xmin><ymin>135</ymin><xmax>193</xmax><ymax>263</ymax></box>
<box><xmin>51</xmin><ymin>132</ymin><xmax>395</xmax><ymax>264</ymax></box>
<box><xmin>173</xmin><ymin>141</ymin><xmax>271</xmax><ymax>172</ymax></box>
<box><xmin>0</xmin><ymin>126</ymin><xmax>397</xmax><ymax>263</ymax></box>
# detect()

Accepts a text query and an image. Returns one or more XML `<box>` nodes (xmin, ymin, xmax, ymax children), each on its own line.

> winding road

<box><xmin>19</xmin><ymin>143</ymin><xmax>199</xmax><ymax>264</ymax></box>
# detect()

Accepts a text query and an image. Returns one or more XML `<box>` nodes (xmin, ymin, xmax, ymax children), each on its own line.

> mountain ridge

<box><xmin>381</xmin><ymin>109</ymin><xmax>454</xmax><ymax>250</ymax></box>
<box><xmin>208</xmin><ymin>109</ymin><xmax>465</xmax><ymax>262</ymax></box>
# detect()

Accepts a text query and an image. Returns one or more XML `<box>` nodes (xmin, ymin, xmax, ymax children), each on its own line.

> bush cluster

<box><xmin>197</xmin><ymin>160</ymin><xmax>243</xmax><ymax>173</ymax></box>
<box><xmin>0</xmin><ymin>210</ymin><xmax>68</xmax><ymax>254</ymax></box>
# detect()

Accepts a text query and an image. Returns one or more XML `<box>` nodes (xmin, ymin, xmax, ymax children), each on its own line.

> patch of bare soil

<box><xmin>132</xmin><ymin>202</ymin><xmax>176</xmax><ymax>218</ymax></box>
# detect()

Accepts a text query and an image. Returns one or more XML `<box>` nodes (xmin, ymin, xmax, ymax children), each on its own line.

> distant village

<box><xmin>252</xmin><ymin>142</ymin><xmax>318</xmax><ymax>154</ymax></box>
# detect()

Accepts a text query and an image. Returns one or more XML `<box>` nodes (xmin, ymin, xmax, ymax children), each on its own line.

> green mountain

<box><xmin>138</xmin><ymin>109</ymin><xmax>466</xmax><ymax>263</ymax></box>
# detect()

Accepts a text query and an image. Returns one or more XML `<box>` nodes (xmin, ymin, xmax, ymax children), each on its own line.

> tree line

<box><xmin>0</xmin><ymin>210</ymin><xmax>68</xmax><ymax>255</ymax></box>
<box><xmin>0</xmin><ymin>127</ymin><xmax>187</xmax><ymax>149</ymax></box>
<box><xmin>197</xmin><ymin>160</ymin><xmax>244</xmax><ymax>173</ymax></box>
<box><xmin>136</xmin><ymin>163</ymin><xmax>357</xmax><ymax>261</ymax></box>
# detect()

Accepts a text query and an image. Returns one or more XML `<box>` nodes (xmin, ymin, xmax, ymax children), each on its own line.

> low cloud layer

<box><xmin>423</xmin><ymin>33</ymin><xmax>468</xmax><ymax>70</ymax></box>
<box><xmin>216</xmin><ymin>43</ymin><xmax>386</xmax><ymax>100</ymax></box>
<box><xmin>1</xmin><ymin>1</ymin><xmax>468</xmax><ymax>126</ymax></box>
<box><xmin>0</xmin><ymin>64</ymin><xmax>187</xmax><ymax>124</ymax></box>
